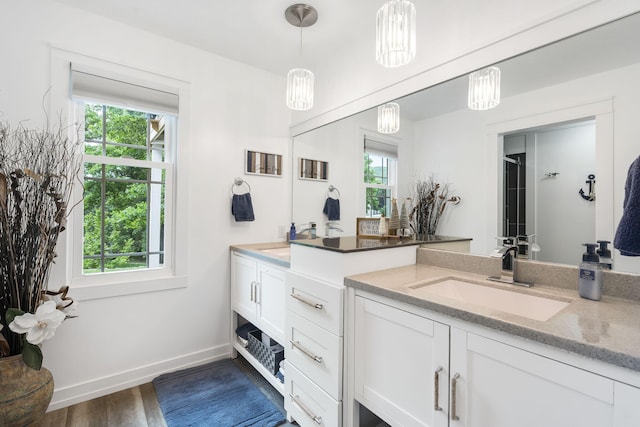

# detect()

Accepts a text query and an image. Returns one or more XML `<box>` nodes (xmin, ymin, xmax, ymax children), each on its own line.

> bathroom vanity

<box><xmin>230</xmin><ymin>242</ymin><xmax>291</xmax><ymax>394</ymax></box>
<box><xmin>231</xmin><ymin>236</ymin><xmax>470</xmax><ymax>425</ymax></box>
<box><xmin>344</xmin><ymin>248</ymin><xmax>640</xmax><ymax>427</ymax></box>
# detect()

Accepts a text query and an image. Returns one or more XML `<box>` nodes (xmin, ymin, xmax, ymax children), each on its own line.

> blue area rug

<box><xmin>152</xmin><ymin>359</ymin><xmax>286</xmax><ymax>427</ymax></box>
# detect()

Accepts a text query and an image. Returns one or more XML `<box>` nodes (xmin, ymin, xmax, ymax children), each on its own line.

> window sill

<box><xmin>70</xmin><ymin>275</ymin><xmax>188</xmax><ymax>301</ymax></box>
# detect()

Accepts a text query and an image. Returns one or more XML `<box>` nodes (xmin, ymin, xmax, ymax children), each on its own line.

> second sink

<box><xmin>408</xmin><ymin>277</ymin><xmax>570</xmax><ymax>322</ymax></box>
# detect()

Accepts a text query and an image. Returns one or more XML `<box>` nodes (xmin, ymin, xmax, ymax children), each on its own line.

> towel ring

<box><xmin>328</xmin><ymin>185</ymin><xmax>340</xmax><ymax>199</ymax></box>
<box><xmin>232</xmin><ymin>178</ymin><xmax>251</xmax><ymax>195</ymax></box>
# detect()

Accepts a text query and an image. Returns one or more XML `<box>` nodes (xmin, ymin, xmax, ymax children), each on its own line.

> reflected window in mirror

<box><xmin>364</xmin><ymin>137</ymin><xmax>398</xmax><ymax>217</ymax></box>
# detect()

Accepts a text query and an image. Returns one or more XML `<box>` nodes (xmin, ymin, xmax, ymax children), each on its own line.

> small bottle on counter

<box><xmin>289</xmin><ymin>223</ymin><xmax>296</xmax><ymax>241</ymax></box>
<box><xmin>578</xmin><ymin>243</ymin><xmax>603</xmax><ymax>301</ymax></box>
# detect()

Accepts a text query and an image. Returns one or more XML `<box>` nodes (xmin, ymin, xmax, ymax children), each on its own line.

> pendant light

<box><xmin>468</xmin><ymin>66</ymin><xmax>501</xmax><ymax>110</ymax></box>
<box><xmin>285</xmin><ymin>4</ymin><xmax>317</xmax><ymax>111</ymax></box>
<box><xmin>376</xmin><ymin>0</ymin><xmax>416</xmax><ymax>68</ymax></box>
<box><xmin>377</xmin><ymin>102</ymin><xmax>400</xmax><ymax>134</ymax></box>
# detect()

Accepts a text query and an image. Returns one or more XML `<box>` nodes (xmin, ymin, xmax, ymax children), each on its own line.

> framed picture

<box><xmin>356</xmin><ymin>217</ymin><xmax>388</xmax><ymax>238</ymax></box>
<box><xmin>245</xmin><ymin>150</ymin><xmax>283</xmax><ymax>177</ymax></box>
<box><xmin>298</xmin><ymin>157</ymin><xmax>328</xmax><ymax>181</ymax></box>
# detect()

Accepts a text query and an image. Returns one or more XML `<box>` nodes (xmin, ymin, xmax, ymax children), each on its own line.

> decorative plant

<box><xmin>410</xmin><ymin>176</ymin><xmax>461</xmax><ymax>236</ymax></box>
<box><xmin>0</xmin><ymin>119</ymin><xmax>82</xmax><ymax>370</ymax></box>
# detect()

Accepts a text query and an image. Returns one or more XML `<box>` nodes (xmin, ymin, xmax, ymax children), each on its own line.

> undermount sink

<box><xmin>258</xmin><ymin>246</ymin><xmax>291</xmax><ymax>258</ymax></box>
<box><xmin>408</xmin><ymin>277</ymin><xmax>570</xmax><ymax>322</ymax></box>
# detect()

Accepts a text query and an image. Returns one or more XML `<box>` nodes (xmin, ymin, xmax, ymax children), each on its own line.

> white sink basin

<box><xmin>258</xmin><ymin>247</ymin><xmax>291</xmax><ymax>258</ymax></box>
<box><xmin>409</xmin><ymin>278</ymin><xmax>570</xmax><ymax>321</ymax></box>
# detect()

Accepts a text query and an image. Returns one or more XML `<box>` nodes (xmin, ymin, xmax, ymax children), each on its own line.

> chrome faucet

<box><xmin>488</xmin><ymin>244</ymin><xmax>532</xmax><ymax>288</ymax></box>
<box><xmin>296</xmin><ymin>222</ymin><xmax>317</xmax><ymax>239</ymax></box>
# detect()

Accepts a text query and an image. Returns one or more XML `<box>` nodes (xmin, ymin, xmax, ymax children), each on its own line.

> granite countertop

<box><xmin>289</xmin><ymin>235</ymin><xmax>469</xmax><ymax>253</ymax></box>
<box><xmin>230</xmin><ymin>242</ymin><xmax>291</xmax><ymax>268</ymax></box>
<box><xmin>345</xmin><ymin>264</ymin><xmax>640</xmax><ymax>373</ymax></box>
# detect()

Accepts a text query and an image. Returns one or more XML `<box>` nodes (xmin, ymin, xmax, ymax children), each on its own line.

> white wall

<box><xmin>0</xmin><ymin>1</ymin><xmax>291</xmax><ymax>409</ymax></box>
<box><xmin>292</xmin><ymin>0</ymin><xmax>640</xmax><ymax>135</ymax></box>
<box><xmin>413</xmin><ymin>62</ymin><xmax>640</xmax><ymax>273</ymax></box>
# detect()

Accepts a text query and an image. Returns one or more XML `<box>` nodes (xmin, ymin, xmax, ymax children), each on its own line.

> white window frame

<box><xmin>362</xmin><ymin>133</ymin><xmax>399</xmax><ymax>218</ymax></box>
<box><xmin>49</xmin><ymin>49</ymin><xmax>190</xmax><ymax>300</ymax></box>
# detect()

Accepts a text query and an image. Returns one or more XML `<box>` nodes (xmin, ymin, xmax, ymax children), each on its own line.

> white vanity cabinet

<box><xmin>352</xmin><ymin>292</ymin><xmax>640</xmax><ymax>427</ymax></box>
<box><xmin>285</xmin><ymin>270</ymin><xmax>344</xmax><ymax>427</ymax></box>
<box><xmin>231</xmin><ymin>251</ymin><xmax>286</xmax><ymax>343</ymax></box>
<box><xmin>285</xmin><ymin>240</ymin><xmax>421</xmax><ymax>427</ymax></box>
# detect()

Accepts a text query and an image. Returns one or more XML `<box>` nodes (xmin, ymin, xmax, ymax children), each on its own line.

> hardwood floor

<box><xmin>35</xmin><ymin>356</ymin><xmax>293</xmax><ymax>427</ymax></box>
<box><xmin>36</xmin><ymin>382</ymin><xmax>167</xmax><ymax>427</ymax></box>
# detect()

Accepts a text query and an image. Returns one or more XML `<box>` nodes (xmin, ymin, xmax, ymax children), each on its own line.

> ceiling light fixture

<box><xmin>467</xmin><ymin>66</ymin><xmax>501</xmax><ymax>110</ymax></box>
<box><xmin>285</xmin><ymin>4</ymin><xmax>317</xmax><ymax>111</ymax></box>
<box><xmin>377</xmin><ymin>103</ymin><xmax>400</xmax><ymax>134</ymax></box>
<box><xmin>376</xmin><ymin>0</ymin><xmax>416</xmax><ymax>68</ymax></box>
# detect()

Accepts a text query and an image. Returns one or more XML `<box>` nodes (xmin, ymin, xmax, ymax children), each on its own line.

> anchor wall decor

<box><xmin>579</xmin><ymin>174</ymin><xmax>596</xmax><ymax>201</ymax></box>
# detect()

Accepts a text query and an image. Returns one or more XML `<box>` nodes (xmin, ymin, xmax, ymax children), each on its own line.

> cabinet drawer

<box><xmin>287</xmin><ymin>271</ymin><xmax>343</xmax><ymax>336</ymax></box>
<box><xmin>285</xmin><ymin>361</ymin><xmax>341</xmax><ymax>427</ymax></box>
<box><xmin>287</xmin><ymin>312</ymin><xmax>343</xmax><ymax>400</ymax></box>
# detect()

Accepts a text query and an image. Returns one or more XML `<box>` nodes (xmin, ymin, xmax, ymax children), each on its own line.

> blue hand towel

<box><xmin>323</xmin><ymin>197</ymin><xmax>340</xmax><ymax>221</ymax></box>
<box><xmin>614</xmin><ymin>155</ymin><xmax>640</xmax><ymax>256</ymax></box>
<box><xmin>232</xmin><ymin>193</ymin><xmax>255</xmax><ymax>222</ymax></box>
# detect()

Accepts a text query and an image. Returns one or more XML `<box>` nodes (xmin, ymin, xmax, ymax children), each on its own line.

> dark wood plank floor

<box><xmin>36</xmin><ymin>356</ymin><xmax>294</xmax><ymax>427</ymax></box>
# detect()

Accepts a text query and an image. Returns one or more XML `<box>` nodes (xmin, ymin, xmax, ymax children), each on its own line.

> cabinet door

<box><xmin>613</xmin><ymin>382</ymin><xmax>640</xmax><ymax>427</ymax></box>
<box><xmin>354</xmin><ymin>296</ymin><xmax>449</xmax><ymax>427</ymax></box>
<box><xmin>450</xmin><ymin>329</ymin><xmax>617</xmax><ymax>427</ymax></box>
<box><xmin>258</xmin><ymin>263</ymin><xmax>286</xmax><ymax>344</ymax></box>
<box><xmin>231</xmin><ymin>254</ymin><xmax>258</xmax><ymax>322</ymax></box>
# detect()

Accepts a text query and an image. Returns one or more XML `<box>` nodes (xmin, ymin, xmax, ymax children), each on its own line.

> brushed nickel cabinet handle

<box><xmin>250</xmin><ymin>281</ymin><xmax>255</xmax><ymax>302</ymax></box>
<box><xmin>290</xmin><ymin>340</ymin><xmax>323</xmax><ymax>364</ymax></box>
<box><xmin>451</xmin><ymin>372</ymin><xmax>461</xmax><ymax>421</ymax></box>
<box><xmin>290</xmin><ymin>394</ymin><xmax>322</xmax><ymax>424</ymax></box>
<box><xmin>290</xmin><ymin>292</ymin><xmax>323</xmax><ymax>310</ymax></box>
<box><xmin>434</xmin><ymin>366</ymin><xmax>443</xmax><ymax>411</ymax></box>
<box><xmin>253</xmin><ymin>282</ymin><xmax>260</xmax><ymax>304</ymax></box>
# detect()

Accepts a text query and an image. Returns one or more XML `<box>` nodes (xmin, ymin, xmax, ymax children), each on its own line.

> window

<box><xmin>81</xmin><ymin>104</ymin><xmax>171</xmax><ymax>274</ymax></box>
<box><xmin>363</xmin><ymin>137</ymin><xmax>397</xmax><ymax>217</ymax></box>
<box><xmin>68</xmin><ymin>63</ymin><xmax>183</xmax><ymax>290</ymax></box>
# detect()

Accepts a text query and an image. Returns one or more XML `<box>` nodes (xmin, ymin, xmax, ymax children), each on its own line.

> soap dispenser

<box><xmin>289</xmin><ymin>223</ymin><xmax>297</xmax><ymax>241</ymax></box>
<box><xmin>578</xmin><ymin>243</ymin><xmax>603</xmax><ymax>301</ymax></box>
<box><xmin>596</xmin><ymin>240</ymin><xmax>612</xmax><ymax>270</ymax></box>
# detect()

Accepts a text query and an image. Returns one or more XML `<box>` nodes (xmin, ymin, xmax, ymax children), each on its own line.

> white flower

<box><xmin>9</xmin><ymin>301</ymin><xmax>66</xmax><ymax>345</ymax></box>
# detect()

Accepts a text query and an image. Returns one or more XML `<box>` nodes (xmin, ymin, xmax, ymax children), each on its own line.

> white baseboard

<box><xmin>47</xmin><ymin>344</ymin><xmax>231</xmax><ymax>412</ymax></box>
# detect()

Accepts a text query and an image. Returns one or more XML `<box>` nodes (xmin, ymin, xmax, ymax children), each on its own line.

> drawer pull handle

<box><xmin>434</xmin><ymin>366</ymin><xmax>443</xmax><ymax>411</ymax></box>
<box><xmin>290</xmin><ymin>340</ymin><xmax>323</xmax><ymax>364</ymax></box>
<box><xmin>451</xmin><ymin>372</ymin><xmax>461</xmax><ymax>421</ymax></box>
<box><xmin>290</xmin><ymin>394</ymin><xmax>322</xmax><ymax>425</ymax></box>
<box><xmin>290</xmin><ymin>292</ymin><xmax>323</xmax><ymax>310</ymax></box>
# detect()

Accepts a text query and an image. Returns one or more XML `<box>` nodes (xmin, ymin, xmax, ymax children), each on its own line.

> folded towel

<box><xmin>323</xmin><ymin>197</ymin><xmax>340</xmax><ymax>221</ymax></box>
<box><xmin>232</xmin><ymin>193</ymin><xmax>255</xmax><ymax>222</ymax></box>
<box><xmin>614</xmin><ymin>155</ymin><xmax>640</xmax><ymax>256</ymax></box>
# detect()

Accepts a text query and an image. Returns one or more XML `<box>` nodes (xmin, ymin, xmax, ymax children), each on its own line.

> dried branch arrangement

<box><xmin>410</xmin><ymin>176</ymin><xmax>461</xmax><ymax>236</ymax></box>
<box><xmin>0</xmin><ymin>120</ymin><xmax>82</xmax><ymax>357</ymax></box>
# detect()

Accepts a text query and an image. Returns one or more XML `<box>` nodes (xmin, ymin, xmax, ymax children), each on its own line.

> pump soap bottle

<box><xmin>578</xmin><ymin>243</ymin><xmax>603</xmax><ymax>301</ymax></box>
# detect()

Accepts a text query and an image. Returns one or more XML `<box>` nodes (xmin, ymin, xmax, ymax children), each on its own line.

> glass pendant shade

<box><xmin>376</xmin><ymin>0</ymin><xmax>416</xmax><ymax>68</ymax></box>
<box><xmin>468</xmin><ymin>66</ymin><xmax>501</xmax><ymax>110</ymax></box>
<box><xmin>286</xmin><ymin>68</ymin><xmax>314</xmax><ymax>111</ymax></box>
<box><xmin>377</xmin><ymin>103</ymin><xmax>400</xmax><ymax>134</ymax></box>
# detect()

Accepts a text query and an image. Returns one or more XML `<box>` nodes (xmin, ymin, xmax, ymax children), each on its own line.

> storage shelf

<box><xmin>233</xmin><ymin>339</ymin><xmax>285</xmax><ymax>396</ymax></box>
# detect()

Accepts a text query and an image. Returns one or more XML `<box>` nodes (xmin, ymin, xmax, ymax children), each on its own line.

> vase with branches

<box><xmin>0</xmin><ymin>119</ymin><xmax>82</xmax><ymax>370</ymax></box>
<box><xmin>410</xmin><ymin>176</ymin><xmax>461</xmax><ymax>236</ymax></box>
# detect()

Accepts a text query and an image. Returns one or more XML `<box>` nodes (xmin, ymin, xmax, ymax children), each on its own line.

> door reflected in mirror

<box><xmin>502</xmin><ymin>119</ymin><xmax>595</xmax><ymax>266</ymax></box>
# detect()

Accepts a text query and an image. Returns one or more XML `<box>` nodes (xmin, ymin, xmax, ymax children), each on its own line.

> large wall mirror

<box><xmin>292</xmin><ymin>12</ymin><xmax>640</xmax><ymax>274</ymax></box>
